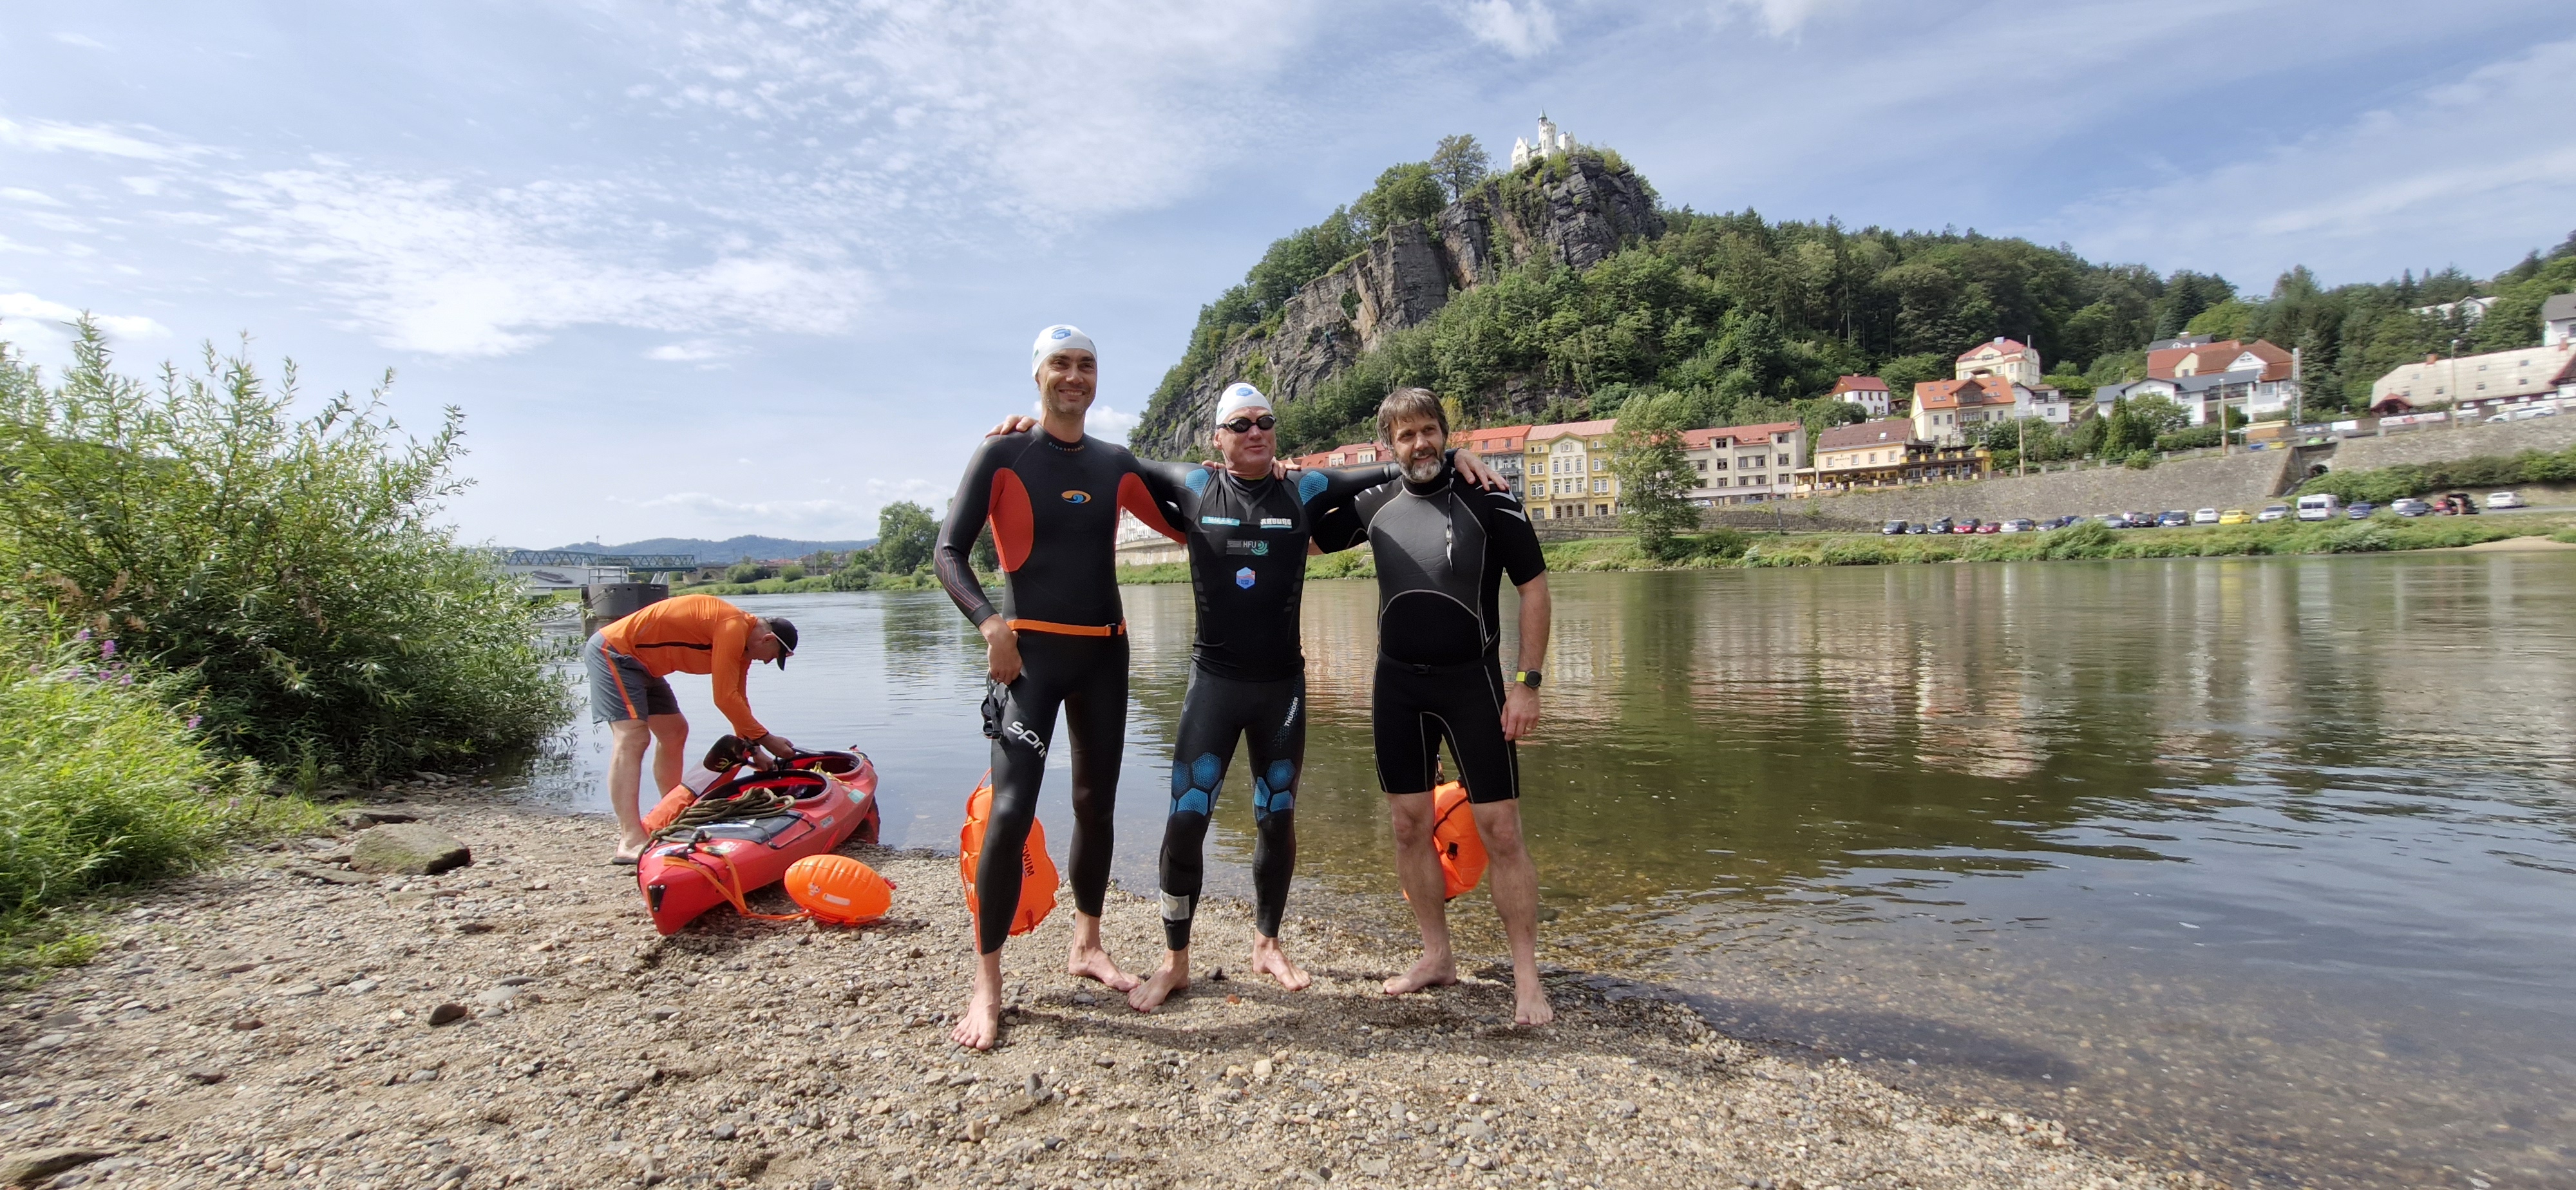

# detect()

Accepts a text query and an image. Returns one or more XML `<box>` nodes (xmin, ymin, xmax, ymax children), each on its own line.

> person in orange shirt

<box><xmin>587</xmin><ymin>594</ymin><xmax>799</xmax><ymax>862</ymax></box>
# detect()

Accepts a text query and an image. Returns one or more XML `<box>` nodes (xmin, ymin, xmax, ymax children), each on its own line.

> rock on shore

<box><xmin>0</xmin><ymin>794</ymin><xmax>2199</xmax><ymax>1189</ymax></box>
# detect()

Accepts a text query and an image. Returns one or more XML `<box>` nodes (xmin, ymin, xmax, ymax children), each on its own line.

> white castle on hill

<box><xmin>1510</xmin><ymin>115</ymin><xmax>1575</xmax><ymax>170</ymax></box>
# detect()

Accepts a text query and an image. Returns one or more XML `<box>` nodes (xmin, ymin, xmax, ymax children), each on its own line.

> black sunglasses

<box><xmin>1218</xmin><ymin>414</ymin><xmax>1278</xmax><ymax>433</ymax></box>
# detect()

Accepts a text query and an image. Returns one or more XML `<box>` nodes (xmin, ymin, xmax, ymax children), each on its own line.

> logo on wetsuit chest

<box><xmin>1200</xmin><ymin>515</ymin><xmax>1240</xmax><ymax>525</ymax></box>
<box><xmin>1235</xmin><ymin>567</ymin><xmax>1256</xmax><ymax>589</ymax></box>
<box><xmin>1259</xmin><ymin>517</ymin><xmax>1293</xmax><ymax>529</ymax></box>
<box><xmin>1061</xmin><ymin>491</ymin><xmax>1092</xmax><ymax>504</ymax></box>
<box><xmin>1224</xmin><ymin>539</ymin><xmax>1271</xmax><ymax>556</ymax></box>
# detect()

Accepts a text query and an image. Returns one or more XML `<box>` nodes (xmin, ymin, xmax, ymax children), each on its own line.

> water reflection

<box><xmin>517</xmin><ymin>554</ymin><xmax>2576</xmax><ymax>1189</ymax></box>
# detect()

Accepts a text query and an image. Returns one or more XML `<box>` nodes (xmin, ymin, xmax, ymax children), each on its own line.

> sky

<box><xmin>4</xmin><ymin>0</ymin><xmax>2570</xmax><ymax>549</ymax></box>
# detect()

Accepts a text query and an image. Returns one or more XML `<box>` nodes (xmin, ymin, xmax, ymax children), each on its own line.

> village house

<box><xmin>2371</xmin><ymin>343</ymin><xmax>2576</xmax><ymax>417</ymax></box>
<box><xmin>1956</xmin><ymin>337</ymin><xmax>2045</xmax><ymax>387</ymax></box>
<box><xmin>1680</xmin><ymin>420</ymin><xmax>1804</xmax><ymax>506</ymax></box>
<box><xmin>1827</xmin><ymin>374</ymin><xmax>1892</xmax><ymax>418</ymax></box>
<box><xmin>1457</xmin><ymin>424</ymin><xmax>1535</xmax><ymax>499</ymax></box>
<box><xmin>1794</xmin><ymin>419</ymin><xmax>1992</xmax><ymax>493</ymax></box>
<box><xmin>2544</xmin><ymin>294</ymin><xmax>2576</xmax><ymax>348</ymax></box>
<box><xmin>1526</xmin><ymin>419</ymin><xmax>1623</xmax><ymax>519</ymax></box>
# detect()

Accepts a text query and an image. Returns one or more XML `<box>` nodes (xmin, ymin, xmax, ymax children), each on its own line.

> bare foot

<box><xmin>1249</xmin><ymin>936</ymin><xmax>1311</xmax><ymax>991</ymax></box>
<box><xmin>612</xmin><ymin>834</ymin><xmax>647</xmax><ymax>864</ymax></box>
<box><xmin>951</xmin><ymin>981</ymin><xmax>1004</xmax><ymax>1050</ymax></box>
<box><xmin>1068</xmin><ymin>942</ymin><xmax>1139</xmax><ymax>992</ymax></box>
<box><xmin>1381</xmin><ymin>952</ymin><xmax>1457</xmax><ymax>996</ymax></box>
<box><xmin>1128</xmin><ymin>954</ymin><xmax>1189</xmax><ymax>1012</ymax></box>
<box><xmin>1512</xmin><ymin>978</ymin><xmax>1555</xmax><ymax>1026</ymax></box>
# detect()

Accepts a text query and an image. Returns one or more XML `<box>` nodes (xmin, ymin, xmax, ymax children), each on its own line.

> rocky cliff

<box><xmin>1133</xmin><ymin>153</ymin><xmax>1664</xmax><ymax>455</ymax></box>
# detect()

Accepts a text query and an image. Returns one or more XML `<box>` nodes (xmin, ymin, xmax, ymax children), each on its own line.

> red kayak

<box><xmin>636</xmin><ymin>750</ymin><xmax>882</xmax><ymax>934</ymax></box>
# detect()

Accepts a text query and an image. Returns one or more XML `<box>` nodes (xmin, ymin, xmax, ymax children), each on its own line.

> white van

<box><xmin>2297</xmin><ymin>493</ymin><xmax>2343</xmax><ymax>521</ymax></box>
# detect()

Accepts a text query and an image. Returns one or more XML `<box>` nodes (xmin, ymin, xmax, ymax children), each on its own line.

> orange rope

<box><xmin>663</xmin><ymin>847</ymin><xmax>809</xmax><ymax>923</ymax></box>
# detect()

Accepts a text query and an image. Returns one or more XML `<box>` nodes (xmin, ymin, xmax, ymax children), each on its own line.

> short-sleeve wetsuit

<box><xmin>1148</xmin><ymin>461</ymin><xmax>1400</xmax><ymax>952</ymax></box>
<box><xmin>1318</xmin><ymin>462</ymin><xmax>1548</xmax><ymax>804</ymax></box>
<box><xmin>934</xmin><ymin>427</ymin><xmax>1185</xmax><ymax>955</ymax></box>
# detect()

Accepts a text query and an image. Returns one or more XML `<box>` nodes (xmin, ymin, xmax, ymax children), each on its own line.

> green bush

<box><xmin>0</xmin><ymin>324</ymin><xmax>568</xmax><ymax>781</ymax></box>
<box><xmin>2124</xmin><ymin>449</ymin><xmax>2158</xmax><ymax>469</ymax></box>
<box><xmin>2300</xmin><ymin>443</ymin><xmax>2576</xmax><ymax>504</ymax></box>
<box><xmin>0</xmin><ymin>617</ymin><xmax>307</xmax><ymax>967</ymax></box>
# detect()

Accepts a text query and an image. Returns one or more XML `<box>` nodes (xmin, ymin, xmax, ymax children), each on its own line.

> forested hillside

<box><xmin>1135</xmin><ymin>135</ymin><xmax>2576</xmax><ymax>458</ymax></box>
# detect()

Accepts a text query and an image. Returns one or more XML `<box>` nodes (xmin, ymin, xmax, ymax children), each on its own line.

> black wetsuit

<box><xmin>934</xmin><ymin>428</ymin><xmax>1184</xmax><ymax>954</ymax></box>
<box><xmin>1320</xmin><ymin>463</ymin><xmax>1548</xmax><ymax>803</ymax></box>
<box><xmin>1153</xmin><ymin>463</ymin><xmax>1397</xmax><ymax>951</ymax></box>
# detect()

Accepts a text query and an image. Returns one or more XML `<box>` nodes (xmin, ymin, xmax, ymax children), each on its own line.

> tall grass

<box><xmin>0</xmin><ymin>616</ymin><xmax>308</xmax><ymax>970</ymax></box>
<box><xmin>0</xmin><ymin>321</ymin><xmax>569</xmax><ymax>781</ymax></box>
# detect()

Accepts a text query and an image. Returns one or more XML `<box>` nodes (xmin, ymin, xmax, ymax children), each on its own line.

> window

<box><xmin>1593</xmin><ymin>478</ymin><xmax>1607</xmax><ymax>494</ymax></box>
<box><xmin>1595</xmin><ymin>504</ymin><xmax>1609</xmax><ymax>517</ymax></box>
<box><xmin>1592</xmin><ymin>458</ymin><xmax>1606</xmax><ymax>471</ymax></box>
<box><xmin>1713</xmin><ymin>458</ymin><xmax>1727</xmax><ymax>469</ymax></box>
<box><xmin>1694</xmin><ymin>459</ymin><xmax>1707</xmax><ymax>471</ymax></box>
<box><xmin>1777</xmin><ymin>454</ymin><xmax>1789</xmax><ymax>467</ymax></box>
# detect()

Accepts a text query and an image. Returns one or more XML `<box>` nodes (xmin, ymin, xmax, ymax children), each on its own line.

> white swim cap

<box><xmin>1031</xmin><ymin>325</ymin><xmax>1097</xmax><ymax>378</ymax></box>
<box><xmin>1218</xmin><ymin>381</ymin><xmax>1271</xmax><ymax>418</ymax></box>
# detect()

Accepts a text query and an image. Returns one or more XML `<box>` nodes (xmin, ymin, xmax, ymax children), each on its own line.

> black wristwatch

<box><xmin>1512</xmin><ymin>669</ymin><xmax>1543</xmax><ymax>690</ymax></box>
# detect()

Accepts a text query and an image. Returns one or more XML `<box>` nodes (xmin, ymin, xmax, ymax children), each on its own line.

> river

<box><xmin>516</xmin><ymin>553</ymin><xmax>2576</xmax><ymax>1189</ymax></box>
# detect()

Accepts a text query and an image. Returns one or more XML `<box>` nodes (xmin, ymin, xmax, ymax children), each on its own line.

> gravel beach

<box><xmin>0</xmin><ymin>788</ymin><xmax>2203</xmax><ymax>1190</ymax></box>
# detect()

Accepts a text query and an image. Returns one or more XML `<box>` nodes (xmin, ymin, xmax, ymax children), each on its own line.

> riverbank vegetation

<box><xmin>0</xmin><ymin>324</ymin><xmax>566</xmax><ymax>784</ymax></box>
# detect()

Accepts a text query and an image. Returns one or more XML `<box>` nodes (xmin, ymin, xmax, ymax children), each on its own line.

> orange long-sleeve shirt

<box><xmin>598</xmin><ymin>594</ymin><xmax>770</xmax><ymax>740</ymax></box>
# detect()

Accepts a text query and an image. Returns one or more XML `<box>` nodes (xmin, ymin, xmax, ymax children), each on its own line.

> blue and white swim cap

<box><xmin>1031</xmin><ymin>325</ymin><xmax>1097</xmax><ymax>378</ymax></box>
<box><xmin>1218</xmin><ymin>382</ymin><xmax>1271</xmax><ymax>417</ymax></box>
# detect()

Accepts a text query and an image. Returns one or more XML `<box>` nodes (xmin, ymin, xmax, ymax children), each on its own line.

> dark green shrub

<box><xmin>0</xmin><ymin>324</ymin><xmax>567</xmax><ymax>780</ymax></box>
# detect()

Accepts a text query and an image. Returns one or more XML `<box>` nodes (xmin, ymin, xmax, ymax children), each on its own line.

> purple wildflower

<box><xmin>186</xmin><ymin>715</ymin><xmax>203</xmax><ymax>730</ymax></box>
<box><xmin>73</xmin><ymin>628</ymin><xmax>91</xmax><ymax>643</ymax></box>
<box><xmin>99</xmin><ymin>640</ymin><xmax>117</xmax><ymax>659</ymax></box>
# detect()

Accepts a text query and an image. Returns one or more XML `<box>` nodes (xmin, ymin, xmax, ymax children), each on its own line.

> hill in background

<box><xmin>545</xmin><ymin>535</ymin><xmax>876</xmax><ymax>563</ymax></box>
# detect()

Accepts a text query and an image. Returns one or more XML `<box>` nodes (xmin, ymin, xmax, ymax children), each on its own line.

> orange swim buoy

<box><xmin>958</xmin><ymin>775</ymin><xmax>1057</xmax><ymax>936</ymax></box>
<box><xmin>785</xmin><ymin>854</ymin><xmax>895</xmax><ymax>925</ymax></box>
<box><xmin>1430</xmin><ymin>781</ymin><xmax>1487</xmax><ymax>900</ymax></box>
<box><xmin>641</xmin><ymin>785</ymin><xmax>695</xmax><ymax>835</ymax></box>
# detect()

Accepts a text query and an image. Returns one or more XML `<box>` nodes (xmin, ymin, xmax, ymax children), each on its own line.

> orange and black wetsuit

<box><xmin>597</xmin><ymin>594</ymin><xmax>772</xmax><ymax>741</ymax></box>
<box><xmin>934</xmin><ymin>428</ymin><xmax>1185</xmax><ymax>954</ymax></box>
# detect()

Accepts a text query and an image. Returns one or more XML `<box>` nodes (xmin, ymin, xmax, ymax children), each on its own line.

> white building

<box><xmin>1827</xmin><ymin>374</ymin><xmax>1892</xmax><ymax>418</ymax></box>
<box><xmin>2372</xmin><ymin>344</ymin><xmax>2576</xmax><ymax>415</ymax></box>
<box><xmin>1680</xmin><ymin>421</ymin><xmax>1805</xmax><ymax>506</ymax></box>
<box><xmin>1509</xmin><ymin>115</ymin><xmax>1574</xmax><ymax>171</ymax></box>
<box><xmin>2544</xmin><ymin>293</ymin><xmax>2576</xmax><ymax>348</ymax></box>
<box><xmin>1955</xmin><ymin>337</ymin><xmax>2044</xmax><ymax>387</ymax></box>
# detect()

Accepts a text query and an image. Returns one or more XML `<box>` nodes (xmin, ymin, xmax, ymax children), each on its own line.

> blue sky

<box><xmin>5</xmin><ymin>0</ymin><xmax>2570</xmax><ymax>548</ymax></box>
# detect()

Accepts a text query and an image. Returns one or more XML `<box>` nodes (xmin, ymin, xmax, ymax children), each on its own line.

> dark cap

<box><xmin>764</xmin><ymin>617</ymin><xmax>799</xmax><ymax>668</ymax></box>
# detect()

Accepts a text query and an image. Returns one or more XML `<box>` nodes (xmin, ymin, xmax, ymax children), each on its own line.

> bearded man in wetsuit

<box><xmin>933</xmin><ymin>325</ymin><xmax>1190</xmax><ymax>1050</ymax></box>
<box><xmin>1316</xmin><ymin>386</ymin><xmax>1557</xmax><ymax>1026</ymax></box>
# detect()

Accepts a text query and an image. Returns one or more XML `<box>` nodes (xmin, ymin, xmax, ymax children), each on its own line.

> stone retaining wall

<box><xmin>2327</xmin><ymin>414</ymin><xmax>2576</xmax><ymax>472</ymax></box>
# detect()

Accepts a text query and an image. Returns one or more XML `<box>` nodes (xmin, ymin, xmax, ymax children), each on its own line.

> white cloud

<box><xmin>1455</xmin><ymin>0</ymin><xmax>1560</xmax><ymax>57</ymax></box>
<box><xmin>0</xmin><ymin>292</ymin><xmax>171</xmax><ymax>339</ymax></box>
<box><xmin>2053</xmin><ymin>37</ymin><xmax>2576</xmax><ymax>283</ymax></box>
<box><xmin>215</xmin><ymin>167</ymin><xmax>875</xmax><ymax>356</ymax></box>
<box><xmin>53</xmin><ymin>32</ymin><xmax>108</xmax><ymax>50</ymax></box>
<box><xmin>634</xmin><ymin>491</ymin><xmax>869</xmax><ymax>530</ymax></box>
<box><xmin>0</xmin><ymin>115</ymin><xmax>198</xmax><ymax>161</ymax></box>
<box><xmin>645</xmin><ymin>340</ymin><xmax>730</xmax><ymax>362</ymax></box>
<box><xmin>1713</xmin><ymin>0</ymin><xmax>1848</xmax><ymax>36</ymax></box>
<box><xmin>1084</xmin><ymin>403</ymin><xmax>1141</xmax><ymax>437</ymax></box>
<box><xmin>1</xmin><ymin>187</ymin><xmax>65</xmax><ymax>206</ymax></box>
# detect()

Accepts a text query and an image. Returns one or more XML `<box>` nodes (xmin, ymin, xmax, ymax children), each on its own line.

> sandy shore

<box><xmin>0</xmin><ymin>789</ymin><xmax>2203</xmax><ymax>1190</ymax></box>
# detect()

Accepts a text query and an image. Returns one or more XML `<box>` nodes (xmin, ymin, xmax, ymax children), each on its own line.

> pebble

<box><xmin>426</xmin><ymin>1003</ymin><xmax>468</xmax><ymax>1026</ymax></box>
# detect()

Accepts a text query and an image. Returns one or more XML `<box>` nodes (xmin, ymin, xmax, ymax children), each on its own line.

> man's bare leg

<box><xmin>1128</xmin><ymin>945</ymin><xmax>1189</xmax><ymax>1012</ymax></box>
<box><xmin>606</xmin><ymin>720</ymin><xmax>652</xmax><ymax>860</ymax></box>
<box><xmin>1472</xmin><ymin>799</ymin><xmax>1553</xmax><ymax>1026</ymax></box>
<box><xmin>1066</xmin><ymin>911</ymin><xmax>1137</xmax><ymax>991</ymax></box>
<box><xmin>952</xmin><ymin>950</ymin><xmax>1005</xmax><ymax>1050</ymax></box>
<box><xmin>1383</xmin><ymin>791</ymin><xmax>1459</xmax><ymax>995</ymax></box>
<box><xmin>1249</xmin><ymin>932</ymin><xmax>1311</xmax><ymax>990</ymax></box>
<box><xmin>647</xmin><ymin>712</ymin><xmax>688</xmax><ymax>795</ymax></box>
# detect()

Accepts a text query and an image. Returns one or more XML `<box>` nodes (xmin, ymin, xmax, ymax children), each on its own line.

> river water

<box><xmin>518</xmin><ymin>554</ymin><xmax>2576</xmax><ymax>1189</ymax></box>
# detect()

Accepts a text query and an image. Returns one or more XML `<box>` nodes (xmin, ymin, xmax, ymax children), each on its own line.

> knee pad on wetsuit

<box><xmin>1170</xmin><ymin>751</ymin><xmax>1222</xmax><ymax>817</ymax></box>
<box><xmin>1252</xmin><ymin>759</ymin><xmax>1296</xmax><ymax>820</ymax></box>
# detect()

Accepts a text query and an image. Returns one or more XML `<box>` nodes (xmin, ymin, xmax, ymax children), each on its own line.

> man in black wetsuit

<box><xmin>933</xmin><ymin>324</ymin><xmax>1188</xmax><ymax>1050</ymax></box>
<box><xmin>1318</xmin><ymin>386</ymin><xmax>1557</xmax><ymax>1026</ymax></box>
<box><xmin>1121</xmin><ymin>383</ymin><xmax>1507</xmax><ymax>1012</ymax></box>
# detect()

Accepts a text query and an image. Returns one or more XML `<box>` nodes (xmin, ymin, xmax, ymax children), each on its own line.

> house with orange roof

<box><xmin>1525</xmin><ymin>418</ymin><xmax>1623</xmax><ymax>518</ymax></box>
<box><xmin>1793</xmin><ymin>419</ymin><xmax>1989</xmax><ymax>493</ymax></box>
<box><xmin>1678</xmin><ymin>420</ymin><xmax>1805</xmax><ymax>506</ymax></box>
<box><xmin>1828</xmin><ymin>374</ymin><xmax>1892</xmax><ymax>417</ymax></box>
<box><xmin>1956</xmin><ymin>337</ymin><xmax>2044</xmax><ymax>386</ymax></box>
<box><xmin>1455</xmin><ymin>424</ymin><xmax>1535</xmax><ymax>499</ymax></box>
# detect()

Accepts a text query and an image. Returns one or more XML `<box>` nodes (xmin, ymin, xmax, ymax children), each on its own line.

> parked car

<box><xmin>2347</xmin><ymin>502</ymin><xmax>2378</xmax><ymax>518</ymax></box>
<box><xmin>2296</xmin><ymin>493</ymin><xmax>2343</xmax><ymax>521</ymax></box>
<box><xmin>2257</xmin><ymin>504</ymin><xmax>2292</xmax><ymax>522</ymax></box>
<box><xmin>1999</xmin><ymin>518</ymin><xmax>2034</xmax><ymax>533</ymax></box>
<box><xmin>2435</xmin><ymin>492</ymin><xmax>2481</xmax><ymax>516</ymax></box>
<box><xmin>1975</xmin><ymin>520</ymin><xmax>2002</xmax><ymax>534</ymax></box>
<box><xmin>2488</xmin><ymin>491</ymin><xmax>2526</xmax><ymax>509</ymax></box>
<box><xmin>2219</xmin><ymin>509</ymin><xmax>2252</xmax><ymax>525</ymax></box>
<box><xmin>1882</xmin><ymin>520</ymin><xmax>1909</xmax><ymax>535</ymax></box>
<box><xmin>1927</xmin><ymin>516</ymin><xmax>1955</xmax><ymax>534</ymax></box>
<box><xmin>1907</xmin><ymin>522</ymin><xmax>1934</xmax><ymax>534</ymax></box>
<box><xmin>2192</xmin><ymin>507</ymin><xmax>2221</xmax><ymax>525</ymax></box>
<box><xmin>2099</xmin><ymin>513</ymin><xmax>2132</xmax><ymax>528</ymax></box>
<box><xmin>2391</xmin><ymin>497</ymin><xmax>2430</xmax><ymax>517</ymax></box>
<box><xmin>2156</xmin><ymin>511</ymin><xmax>2190</xmax><ymax>528</ymax></box>
<box><xmin>1951</xmin><ymin>518</ymin><xmax>1980</xmax><ymax>534</ymax></box>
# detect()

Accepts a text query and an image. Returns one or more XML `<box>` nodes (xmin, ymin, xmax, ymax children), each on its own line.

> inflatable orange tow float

<box><xmin>958</xmin><ymin>773</ymin><xmax>1058</xmax><ymax>935</ymax></box>
<box><xmin>1417</xmin><ymin>781</ymin><xmax>1488</xmax><ymax>902</ymax></box>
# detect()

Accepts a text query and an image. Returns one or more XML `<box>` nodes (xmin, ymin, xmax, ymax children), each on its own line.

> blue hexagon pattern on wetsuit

<box><xmin>1296</xmin><ymin>470</ymin><xmax>1329</xmax><ymax>505</ymax></box>
<box><xmin>1253</xmin><ymin>759</ymin><xmax>1296</xmax><ymax>818</ymax></box>
<box><xmin>1170</xmin><ymin>752</ymin><xmax>1221</xmax><ymax>817</ymax></box>
<box><xmin>1186</xmin><ymin>468</ymin><xmax>1214</xmax><ymax>495</ymax></box>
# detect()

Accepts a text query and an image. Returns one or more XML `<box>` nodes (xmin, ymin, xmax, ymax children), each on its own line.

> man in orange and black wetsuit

<box><xmin>933</xmin><ymin>324</ymin><xmax>1187</xmax><ymax>1050</ymax></box>
<box><xmin>587</xmin><ymin>593</ymin><xmax>799</xmax><ymax>863</ymax></box>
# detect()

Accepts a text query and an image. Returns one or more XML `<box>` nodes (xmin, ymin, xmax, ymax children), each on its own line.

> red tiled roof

<box><xmin>1458</xmin><ymin>424</ymin><xmax>1533</xmax><ymax>451</ymax></box>
<box><xmin>1816</xmin><ymin>419</ymin><xmax>1917</xmax><ymax>453</ymax></box>
<box><xmin>1527</xmin><ymin>419</ymin><xmax>1620</xmax><ymax>440</ymax></box>
<box><xmin>1830</xmin><ymin>374</ymin><xmax>1889</xmax><ymax>393</ymax></box>
<box><xmin>2148</xmin><ymin>338</ymin><xmax>2293</xmax><ymax>382</ymax></box>
<box><xmin>1913</xmin><ymin>376</ymin><xmax>2017</xmax><ymax>410</ymax></box>
<box><xmin>1679</xmin><ymin>420</ymin><xmax>1801</xmax><ymax>450</ymax></box>
<box><xmin>1956</xmin><ymin>337</ymin><xmax>2029</xmax><ymax>362</ymax></box>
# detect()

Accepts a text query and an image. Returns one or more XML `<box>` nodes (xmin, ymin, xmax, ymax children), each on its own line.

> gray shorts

<box><xmin>585</xmin><ymin>631</ymin><xmax>679</xmax><ymax>722</ymax></box>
